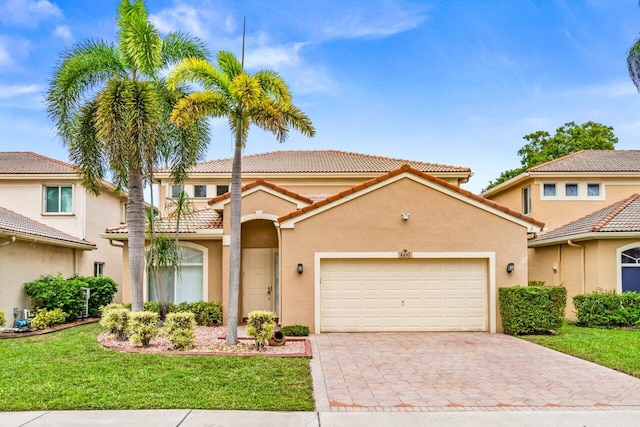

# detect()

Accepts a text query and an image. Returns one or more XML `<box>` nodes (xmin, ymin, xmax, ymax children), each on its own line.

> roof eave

<box><xmin>0</xmin><ymin>230</ymin><xmax>96</xmax><ymax>250</ymax></box>
<box><xmin>480</xmin><ymin>172</ymin><xmax>530</xmax><ymax>197</ymax></box>
<box><xmin>529</xmin><ymin>231</ymin><xmax>640</xmax><ymax>247</ymax></box>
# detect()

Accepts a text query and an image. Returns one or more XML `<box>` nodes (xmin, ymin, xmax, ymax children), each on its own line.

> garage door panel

<box><xmin>320</xmin><ymin>258</ymin><xmax>487</xmax><ymax>332</ymax></box>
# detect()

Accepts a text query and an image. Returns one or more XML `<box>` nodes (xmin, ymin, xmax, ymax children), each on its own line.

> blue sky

<box><xmin>1</xmin><ymin>0</ymin><xmax>639</xmax><ymax>193</ymax></box>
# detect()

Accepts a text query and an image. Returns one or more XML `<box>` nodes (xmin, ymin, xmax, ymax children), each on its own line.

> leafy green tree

<box><xmin>46</xmin><ymin>0</ymin><xmax>209</xmax><ymax>311</ymax></box>
<box><xmin>485</xmin><ymin>121</ymin><xmax>617</xmax><ymax>191</ymax></box>
<box><xmin>168</xmin><ymin>51</ymin><xmax>315</xmax><ymax>344</ymax></box>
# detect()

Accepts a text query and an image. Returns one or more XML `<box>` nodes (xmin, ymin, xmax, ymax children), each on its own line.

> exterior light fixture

<box><xmin>506</xmin><ymin>262</ymin><xmax>515</xmax><ymax>273</ymax></box>
<box><xmin>297</xmin><ymin>263</ymin><xmax>303</xmax><ymax>274</ymax></box>
<box><xmin>401</xmin><ymin>213</ymin><xmax>410</xmax><ymax>221</ymax></box>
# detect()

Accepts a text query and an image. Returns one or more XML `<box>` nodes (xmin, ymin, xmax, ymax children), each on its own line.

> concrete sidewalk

<box><xmin>3</xmin><ymin>409</ymin><xmax>640</xmax><ymax>426</ymax></box>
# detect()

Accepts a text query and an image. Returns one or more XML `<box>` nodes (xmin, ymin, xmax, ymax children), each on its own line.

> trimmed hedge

<box><xmin>128</xmin><ymin>301</ymin><xmax>222</xmax><ymax>326</ymax></box>
<box><xmin>280</xmin><ymin>324</ymin><xmax>309</xmax><ymax>337</ymax></box>
<box><xmin>24</xmin><ymin>274</ymin><xmax>118</xmax><ymax>320</ymax></box>
<box><xmin>499</xmin><ymin>285</ymin><xmax>566</xmax><ymax>335</ymax></box>
<box><xmin>573</xmin><ymin>291</ymin><xmax>640</xmax><ymax>327</ymax></box>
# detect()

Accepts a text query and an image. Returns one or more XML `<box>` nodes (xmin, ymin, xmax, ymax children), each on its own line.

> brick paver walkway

<box><xmin>311</xmin><ymin>332</ymin><xmax>640</xmax><ymax>412</ymax></box>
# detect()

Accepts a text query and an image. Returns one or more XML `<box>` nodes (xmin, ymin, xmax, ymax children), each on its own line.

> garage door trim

<box><xmin>314</xmin><ymin>252</ymin><xmax>496</xmax><ymax>333</ymax></box>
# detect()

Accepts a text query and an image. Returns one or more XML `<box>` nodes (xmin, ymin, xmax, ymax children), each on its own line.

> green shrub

<box><xmin>77</xmin><ymin>276</ymin><xmax>118</xmax><ymax>317</ymax></box>
<box><xmin>143</xmin><ymin>301</ymin><xmax>161</xmax><ymax>314</ymax></box>
<box><xmin>280</xmin><ymin>324</ymin><xmax>309</xmax><ymax>336</ymax></box>
<box><xmin>164</xmin><ymin>312</ymin><xmax>196</xmax><ymax>350</ymax></box>
<box><xmin>186</xmin><ymin>301</ymin><xmax>222</xmax><ymax>326</ymax></box>
<box><xmin>24</xmin><ymin>274</ymin><xmax>85</xmax><ymax>320</ymax></box>
<box><xmin>0</xmin><ymin>311</ymin><xmax>5</xmax><ymax>327</ymax></box>
<box><xmin>573</xmin><ymin>291</ymin><xmax>640</xmax><ymax>327</ymax></box>
<box><xmin>100</xmin><ymin>306</ymin><xmax>131</xmax><ymax>340</ymax></box>
<box><xmin>130</xmin><ymin>311</ymin><xmax>159</xmax><ymax>347</ymax></box>
<box><xmin>246</xmin><ymin>310</ymin><xmax>276</xmax><ymax>351</ymax></box>
<box><xmin>31</xmin><ymin>308</ymin><xmax>67</xmax><ymax>330</ymax></box>
<box><xmin>528</xmin><ymin>280</ymin><xmax>546</xmax><ymax>287</ymax></box>
<box><xmin>101</xmin><ymin>303</ymin><xmax>127</xmax><ymax>314</ymax></box>
<box><xmin>499</xmin><ymin>285</ymin><xmax>566</xmax><ymax>335</ymax></box>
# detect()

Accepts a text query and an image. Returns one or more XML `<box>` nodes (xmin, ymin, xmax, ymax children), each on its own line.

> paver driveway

<box><xmin>311</xmin><ymin>332</ymin><xmax>640</xmax><ymax>412</ymax></box>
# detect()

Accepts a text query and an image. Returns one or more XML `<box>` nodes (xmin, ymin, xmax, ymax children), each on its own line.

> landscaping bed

<box><xmin>0</xmin><ymin>318</ymin><xmax>99</xmax><ymax>339</ymax></box>
<box><xmin>99</xmin><ymin>325</ymin><xmax>312</xmax><ymax>357</ymax></box>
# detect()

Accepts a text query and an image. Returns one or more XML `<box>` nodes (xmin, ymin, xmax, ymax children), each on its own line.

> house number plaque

<box><xmin>398</xmin><ymin>249</ymin><xmax>413</xmax><ymax>258</ymax></box>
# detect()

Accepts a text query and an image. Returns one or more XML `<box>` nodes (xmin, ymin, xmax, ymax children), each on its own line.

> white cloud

<box><xmin>150</xmin><ymin>4</ymin><xmax>224</xmax><ymax>39</ymax></box>
<box><xmin>0</xmin><ymin>39</ymin><xmax>13</xmax><ymax>66</ymax></box>
<box><xmin>0</xmin><ymin>0</ymin><xmax>62</xmax><ymax>27</ymax></box>
<box><xmin>553</xmin><ymin>80</ymin><xmax>638</xmax><ymax>99</ymax></box>
<box><xmin>0</xmin><ymin>84</ymin><xmax>43</xmax><ymax>99</ymax></box>
<box><xmin>320</xmin><ymin>1</ymin><xmax>429</xmax><ymax>40</ymax></box>
<box><xmin>53</xmin><ymin>25</ymin><xmax>73</xmax><ymax>42</ymax></box>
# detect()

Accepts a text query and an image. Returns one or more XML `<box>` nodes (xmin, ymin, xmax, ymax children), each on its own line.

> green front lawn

<box><xmin>0</xmin><ymin>323</ymin><xmax>314</xmax><ymax>411</ymax></box>
<box><xmin>521</xmin><ymin>323</ymin><xmax>640</xmax><ymax>378</ymax></box>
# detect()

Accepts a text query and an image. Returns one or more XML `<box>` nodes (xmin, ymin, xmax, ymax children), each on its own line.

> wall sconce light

<box><xmin>506</xmin><ymin>262</ymin><xmax>515</xmax><ymax>273</ymax></box>
<box><xmin>401</xmin><ymin>213</ymin><xmax>410</xmax><ymax>221</ymax></box>
<box><xmin>297</xmin><ymin>263</ymin><xmax>303</xmax><ymax>274</ymax></box>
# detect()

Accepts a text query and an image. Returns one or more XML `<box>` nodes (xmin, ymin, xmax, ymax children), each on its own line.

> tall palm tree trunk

<box><xmin>128</xmin><ymin>167</ymin><xmax>146</xmax><ymax>312</ymax></box>
<box><xmin>226</xmin><ymin>116</ymin><xmax>243</xmax><ymax>345</ymax></box>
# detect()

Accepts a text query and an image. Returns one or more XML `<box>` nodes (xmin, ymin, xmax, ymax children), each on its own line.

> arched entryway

<box><xmin>618</xmin><ymin>243</ymin><xmax>640</xmax><ymax>293</ymax></box>
<box><xmin>241</xmin><ymin>219</ymin><xmax>279</xmax><ymax>318</ymax></box>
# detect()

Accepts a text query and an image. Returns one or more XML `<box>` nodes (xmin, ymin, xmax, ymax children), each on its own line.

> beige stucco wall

<box><xmin>530</xmin><ymin>238</ymin><xmax>640</xmax><ymax>319</ymax></box>
<box><xmin>0</xmin><ymin>178</ymin><xmax>125</xmax><ymax>301</ymax></box>
<box><xmin>0</xmin><ymin>240</ymin><xmax>76</xmax><ymax>323</ymax></box>
<box><xmin>279</xmin><ymin>177</ymin><xmax>531</xmax><ymax>333</ymax></box>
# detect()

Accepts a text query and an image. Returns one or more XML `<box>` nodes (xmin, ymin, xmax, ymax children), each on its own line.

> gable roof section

<box><xmin>104</xmin><ymin>208</ymin><xmax>223</xmax><ymax>238</ymax></box>
<box><xmin>0</xmin><ymin>206</ymin><xmax>96</xmax><ymax>249</ymax></box>
<box><xmin>278</xmin><ymin>165</ymin><xmax>544</xmax><ymax>231</ymax></box>
<box><xmin>0</xmin><ymin>151</ymin><xmax>76</xmax><ymax>174</ymax></box>
<box><xmin>208</xmin><ymin>179</ymin><xmax>314</xmax><ymax>207</ymax></box>
<box><xmin>530</xmin><ymin>194</ymin><xmax>640</xmax><ymax>247</ymax></box>
<box><xmin>164</xmin><ymin>150</ymin><xmax>471</xmax><ymax>174</ymax></box>
<box><xmin>528</xmin><ymin>150</ymin><xmax>640</xmax><ymax>173</ymax></box>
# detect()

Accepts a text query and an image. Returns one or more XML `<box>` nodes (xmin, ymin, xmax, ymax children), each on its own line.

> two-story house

<box><xmin>482</xmin><ymin>150</ymin><xmax>640</xmax><ymax>315</ymax></box>
<box><xmin>105</xmin><ymin>150</ymin><xmax>543</xmax><ymax>334</ymax></box>
<box><xmin>0</xmin><ymin>152</ymin><xmax>126</xmax><ymax>321</ymax></box>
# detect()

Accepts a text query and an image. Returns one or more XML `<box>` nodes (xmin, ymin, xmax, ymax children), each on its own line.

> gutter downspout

<box><xmin>567</xmin><ymin>240</ymin><xmax>586</xmax><ymax>294</ymax></box>
<box><xmin>0</xmin><ymin>236</ymin><xmax>16</xmax><ymax>247</ymax></box>
<box><xmin>109</xmin><ymin>239</ymin><xmax>124</xmax><ymax>248</ymax></box>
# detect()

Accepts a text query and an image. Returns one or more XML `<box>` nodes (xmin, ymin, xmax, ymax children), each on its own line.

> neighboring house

<box><xmin>482</xmin><ymin>150</ymin><xmax>640</xmax><ymax>316</ymax></box>
<box><xmin>0</xmin><ymin>207</ymin><xmax>96</xmax><ymax>321</ymax></box>
<box><xmin>104</xmin><ymin>150</ymin><xmax>542</xmax><ymax>334</ymax></box>
<box><xmin>0</xmin><ymin>152</ymin><xmax>126</xmax><ymax>321</ymax></box>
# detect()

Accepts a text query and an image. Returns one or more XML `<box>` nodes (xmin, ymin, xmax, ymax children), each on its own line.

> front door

<box><xmin>242</xmin><ymin>248</ymin><xmax>274</xmax><ymax>317</ymax></box>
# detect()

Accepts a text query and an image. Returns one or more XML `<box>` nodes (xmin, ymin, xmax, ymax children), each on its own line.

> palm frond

<box><xmin>217</xmin><ymin>50</ymin><xmax>243</xmax><ymax>79</ymax></box>
<box><xmin>117</xmin><ymin>0</ymin><xmax>162</xmax><ymax>77</ymax></box>
<box><xmin>167</xmin><ymin>57</ymin><xmax>228</xmax><ymax>92</ymax></box>
<box><xmin>254</xmin><ymin>70</ymin><xmax>292</xmax><ymax>104</ymax></box>
<box><xmin>46</xmin><ymin>40</ymin><xmax>123</xmax><ymax>141</ymax></box>
<box><xmin>161</xmin><ymin>31</ymin><xmax>209</xmax><ymax>68</ymax></box>
<box><xmin>628</xmin><ymin>38</ymin><xmax>640</xmax><ymax>91</ymax></box>
<box><xmin>171</xmin><ymin>91</ymin><xmax>230</xmax><ymax>127</ymax></box>
<box><xmin>229</xmin><ymin>73</ymin><xmax>262</xmax><ymax>107</ymax></box>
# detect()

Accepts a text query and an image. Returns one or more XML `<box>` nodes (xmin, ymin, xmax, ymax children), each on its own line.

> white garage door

<box><xmin>320</xmin><ymin>258</ymin><xmax>487</xmax><ymax>332</ymax></box>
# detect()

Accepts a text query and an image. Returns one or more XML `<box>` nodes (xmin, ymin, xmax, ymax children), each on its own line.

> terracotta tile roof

<box><xmin>0</xmin><ymin>151</ymin><xmax>77</xmax><ymax>174</ymax></box>
<box><xmin>278</xmin><ymin>164</ymin><xmax>545</xmax><ymax>228</ymax></box>
<box><xmin>528</xmin><ymin>150</ymin><xmax>640</xmax><ymax>173</ymax></box>
<box><xmin>208</xmin><ymin>179</ymin><xmax>314</xmax><ymax>205</ymax></box>
<box><xmin>105</xmin><ymin>208</ymin><xmax>223</xmax><ymax>234</ymax></box>
<box><xmin>533</xmin><ymin>194</ymin><xmax>640</xmax><ymax>242</ymax></box>
<box><xmin>0</xmin><ymin>206</ymin><xmax>96</xmax><ymax>248</ymax></box>
<box><xmin>165</xmin><ymin>150</ymin><xmax>470</xmax><ymax>174</ymax></box>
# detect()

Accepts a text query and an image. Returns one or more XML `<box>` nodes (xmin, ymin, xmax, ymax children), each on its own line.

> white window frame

<box><xmin>522</xmin><ymin>186</ymin><xmax>531</xmax><ymax>215</ymax></box>
<box><xmin>193</xmin><ymin>185</ymin><xmax>208</xmax><ymax>198</ymax></box>
<box><xmin>43</xmin><ymin>184</ymin><xmax>74</xmax><ymax>215</ymax></box>
<box><xmin>539</xmin><ymin>182</ymin><xmax>605</xmax><ymax>201</ymax></box>
<box><xmin>216</xmin><ymin>184</ymin><xmax>230</xmax><ymax>196</ymax></box>
<box><xmin>565</xmin><ymin>183</ymin><xmax>578</xmax><ymax>197</ymax></box>
<box><xmin>144</xmin><ymin>241</ymin><xmax>208</xmax><ymax>303</ymax></box>
<box><xmin>94</xmin><ymin>262</ymin><xmax>105</xmax><ymax>276</ymax></box>
<box><xmin>587</xmin><ymin>183</ymin><xmax>602</xmax><ymax>198</ymax></box>
<box><xmin>617</xmin><ymin>242</ymin><xmax>640</xmax><ymax>293</ymax></box>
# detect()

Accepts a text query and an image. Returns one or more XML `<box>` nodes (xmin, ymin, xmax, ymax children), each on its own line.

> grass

<box><xmin>521</xmin><ymin>323</ymin><xmax>640</xmax><ymax>378</ymax></box>
<box><xmin>0</xmin><ymin>323</ymin><xmax>314</xmax><ymax>411</ymax></box>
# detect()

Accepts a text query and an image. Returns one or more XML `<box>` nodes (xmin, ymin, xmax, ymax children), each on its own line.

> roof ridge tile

<box><xmin>590</xmin><ymin>194</ymin><xmax>640</xmax><ymax>232</ymax></box>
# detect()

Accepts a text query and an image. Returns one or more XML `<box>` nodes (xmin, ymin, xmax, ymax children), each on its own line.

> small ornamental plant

<box><xmin>31</xmin><ymin>308</ymin><xmax>67</xmax><ymax>330</ymax></box>
<box><xmin>100</xmin><ymin>306</ymin><xmax>131</xmax><ymax>341</ymax></box>
<box><xmin>246</xmin><ymin>310</ymin><xmax>276</xmax><ymax>351</ymax></box>
<box><xmin>129</xmin><ymin>311</ymin><xmax>159</xmax><ymax>347</ymax></box>
<box><xmin>164</xmin><ymin>312</ymin><xmax>196</xmax><ymax>350</ymax></box>
<box><xmin>0</xmin><ymin>310</ymin><xmax>5</xmax><ymax>327</ymax></box>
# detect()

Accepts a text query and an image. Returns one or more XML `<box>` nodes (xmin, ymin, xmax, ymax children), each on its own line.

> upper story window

<box><xmin>543</xmin><ymin>183</ymin><xmax>556</xmax><ymax>197</ymax></box>
<box><xmin>216</xmin><ymin>185</ymin><xmax>230</xmax><ymax>196</ymax></box>
<box><xmin>587</xmin><ymin>183</ymin><xmax>601</xmax><ymax>197</ymax></box>
<box><xmin>171</xmin><ymin>185</ymin><xmax>184</xmax><ymax>198</ymax></box>
<box><xmin>45</xmin><ymin>185</ymin><xmax>72</xmax><ymax>213</ymax></box>
<box><xmin>194</xmin><ymin>185</ymin><xmax>207</xmax><ymax>198</ymax></box>
<box><xmin>522</xmin><ymin>186</ymin><xmax>531</xmax><ymax>215</ymax></box>
<box><xmin>565</xmin><ymin>184</ymin><xmax>578</xmax><ymax>197</ymax></box>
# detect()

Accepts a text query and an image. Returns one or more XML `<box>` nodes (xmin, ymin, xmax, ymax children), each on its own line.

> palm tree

<box><xmin>629</xmin><ymin>3</ymin><xmax>640</xmax><ymax>90</ymax></box>
<box><xmin>168</xmin><ymin>51</ymin><xmax>315</xmax><ymax>344</ymax></box>
<box><xmin>46</xmin><ymin>0</ymin><xmax>209</xmax><ymax>311</ymax></box>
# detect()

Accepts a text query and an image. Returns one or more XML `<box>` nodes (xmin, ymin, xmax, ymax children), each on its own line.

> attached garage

<box><xmin>319</xmin><ymin>258</ymin><xmax>488</xmax><ymax>332</ymax></box>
